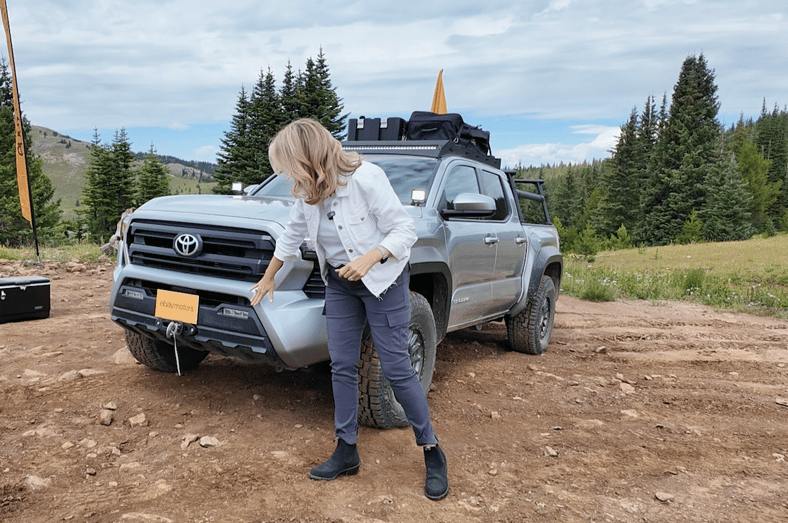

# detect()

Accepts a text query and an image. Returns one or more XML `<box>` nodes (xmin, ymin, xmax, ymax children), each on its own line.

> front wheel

<box><xmin>506</xmin><ymin>275</ymin><xmax>556</xmax><ymax>355</ymax></box>
<box><xmin>357</xmin><ymin>292</ymin><xmax>437</xmax><ymax>429</ymax></box>
<box><xmin>125</xmin><ymin>330</ymin><xmax>208</xmax><ymax>372</ymax></box>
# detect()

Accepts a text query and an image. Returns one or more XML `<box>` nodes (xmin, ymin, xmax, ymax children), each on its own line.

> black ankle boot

<box><xmin>423</xmin><ymin>445</ymin><xmax>449</xmax><ymax>500</ymax></box>
<box><xmin>309</xmin><ymin>439</ymin><xmax>360</xmax><ymax>481</ymax></box>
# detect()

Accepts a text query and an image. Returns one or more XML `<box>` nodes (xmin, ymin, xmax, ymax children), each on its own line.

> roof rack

<box><xmin>341</xmin><ymin>140</ymin><xmax>502</xmax><ymax>170</ymax></box>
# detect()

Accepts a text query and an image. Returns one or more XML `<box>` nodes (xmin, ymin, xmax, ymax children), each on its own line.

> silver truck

<box><xmin>110</xmin><ymin>139</ymin><xmax>562</xmax><ymax>429</ymax></box>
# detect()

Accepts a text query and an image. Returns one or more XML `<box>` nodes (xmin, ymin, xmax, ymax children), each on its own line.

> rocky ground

<box><xmin>1</xmin><ymin>260</ymin><xmax>787</xmax><ymax>523</ymax></box>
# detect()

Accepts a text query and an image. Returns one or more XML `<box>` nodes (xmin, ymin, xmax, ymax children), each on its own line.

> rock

<box><xmin>79</xmin><ymin>438</ymin><xmax>98</xmax><ymax>449</ymax></box>
<box><xmin>129</xmin><ymin>413</ymin><xmax>148</xmax><ymax>427</ymax></box>
<box><xmin>118</xmin><ymin>514</ymin><xmax>174</xmax><ymax>523</ymax></box>
<box><xmin>776</xmin><ymin>398</ymin><xmax>788</xmax><ymax>408</ymax></box>
<box><xmin>620</xmin><ymin>383</ymin><xmax>636</xmax><ymax>395</ymax></box>
<box><xmin>61</xmin><ymin>441</ymin><xmax>75</xmax><ymax>450</ymax></box>
<box><xmin>65</xmin><ymin>261</ymin><xmax>87</xmax><ymax>273</ymax></box>
<box><xmin>621</xmin><ymin>409</ymin><xmax>639</xmax><ymax>418</ymax></box>
<box><xmin>58</xmin><ymin>370</ymin><xmax>82</xmax><ymax>382</ymax></box>
<box><xmin>78</xmin><ymin>368</ymin><xmax>106</xmax><ymax>378</ymax></box>
<box><xmin>655</xmin><ymin>492</ymin><xmax>675</xmax><ymax>503</ymax></box>
<box><xmin>112</xmin><ymin>348</ymin><xmax>138</xmax><ymax>365</ymax></box>
<box><xmin>25</xmin><ymin>475</ymin><xmax>51</xmax><ymax>490</ymax></box>
<box><xmin>544</xmin><ymin>446</ymin><xmax>558</xmax><ymax>457</ymax></box>
<box><xmin>490</xmin><ymin>411</ymin><xmax>501</xmax><ymax>420</ymax></box>
<box><xmin>103</xmin><ymin>402</ymin><xmax>118</xmax><ymax>411</ymax></box>
<box><xmin>199</xmin><ymin>436</ymin><xmax>220</xmax><ymax>448</ymax></box>
<box><xmin>577</xmin><ymin>419</ymin><xmax>605</xmax><ymax>429</ymax></box>
<box><xmin>181</xmin><ymin>434</ymin><xmax>200</xmax><ymax>450</ymax></box>
<box><xmin>99</xmin><ymin>409</ymin><xmax>114</xmax><ymax>426</ymax></box>
<box><xmin>86</xmin><ymin>468</ymin><xmax>97</xmax><ymax>476</ymax></box>
<box><xmin>119</xmin><ymin>462</ymin><xmax>142</xmax><ymax>474</ymax></box>
<box><xmin>22</xmin><ymin>369</ymin><xmax>47</xmax><ymax>379</ymax></box>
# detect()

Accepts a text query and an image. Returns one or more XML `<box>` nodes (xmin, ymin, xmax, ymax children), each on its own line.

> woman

<box><xmin>249</xmin><ymin>118</ymin><xmax>449</xmax><ymax>501</ymax></box>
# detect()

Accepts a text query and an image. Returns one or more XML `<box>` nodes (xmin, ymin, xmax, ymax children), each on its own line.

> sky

<box><xmin>4</xmin><ymin>0</ymin><xmax>787</xmax><ymax>169</ymax></box>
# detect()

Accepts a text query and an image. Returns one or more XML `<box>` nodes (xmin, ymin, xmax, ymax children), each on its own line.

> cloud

<box><xmin>193</xmin><ymin>145</ymin><xmax>218</xmax><ymax>162</ymax></box>
<box><xmin>496</xmin><ymin>125</ymin><xmax>620</xmax><ymax>167</ymax></box>
<box><xmin>6</xmin><ymin>0</ymin><xmax>787</xmax><ymax>163</ymax></box>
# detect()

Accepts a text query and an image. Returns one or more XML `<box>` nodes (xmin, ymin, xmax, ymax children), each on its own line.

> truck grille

<box><xmin>127</xmin><ymin>220</ymin><xmax>274</xmax><ymax>283</ymax></box>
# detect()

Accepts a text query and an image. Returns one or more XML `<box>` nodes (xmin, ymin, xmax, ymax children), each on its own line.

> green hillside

<box><xmin>30</xmin><ymin>126</ymin><xmax>217</xmax><ymax>218</ymax></box>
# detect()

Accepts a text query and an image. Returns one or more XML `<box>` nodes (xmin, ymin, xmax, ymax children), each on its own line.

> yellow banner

<box><xmin>155</xmin><ymin>290</ymin><xmax>200</xmax><ymax>324</ymax></box>
<box><xmin>0</xmin><ymin>0</ymin><xmax>32</xmax><ymax>223</ymax></box>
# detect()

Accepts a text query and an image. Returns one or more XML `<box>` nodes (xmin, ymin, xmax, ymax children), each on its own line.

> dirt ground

<box><xmin>1</xmin><ymin>259</ymin><xmax>787</xmax><ymax>523</ymax></box>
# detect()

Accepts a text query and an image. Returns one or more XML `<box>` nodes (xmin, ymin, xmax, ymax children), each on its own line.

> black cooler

<box><xmin>0</xmin><ymin>276</ymin><xmax>51</xmax><ymax>324</ymax></box>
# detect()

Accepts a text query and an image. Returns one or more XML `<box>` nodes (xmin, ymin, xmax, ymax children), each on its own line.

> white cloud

<box><xmin>5</xmin><ymin>0</ymin><xmax>786</xmax><ymax>163</ymax></box>
<box><xmin>193</xmin><ymin>145</ymin><xmax>218</xmax><ymax>162</ymax></box>
<box><xmin>497</xmin><ymin>125</ymin><xmax>620</xmax><ymax>167</ymax></box>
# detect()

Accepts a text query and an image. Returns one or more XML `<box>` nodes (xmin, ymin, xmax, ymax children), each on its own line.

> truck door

<box><xmin>479</xmin><ymin>169</ymin><xmax>527</xmax><ymax>315</ymax></box>
<box><xmin>438</xmin><ymin>163</ymin><xmax>500</xmax><ymax>329</ymax></box>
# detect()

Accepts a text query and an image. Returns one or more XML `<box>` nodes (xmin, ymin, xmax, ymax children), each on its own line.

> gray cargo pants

<box><xmin>325</xmin><ymin>265</ymin><xmax>438</xmax><ymax>446</ymax></box>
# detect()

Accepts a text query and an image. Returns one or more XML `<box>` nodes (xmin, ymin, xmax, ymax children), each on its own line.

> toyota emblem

<box><xmin>173</xmin><ymin>233</ymin><xmax>202</xmax><ymax>257</ymax></box>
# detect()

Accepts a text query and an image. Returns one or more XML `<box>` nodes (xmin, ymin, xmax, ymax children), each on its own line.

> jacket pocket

<box><xmin>347</xmin><ymin>209</ymin><xmax>377</xmax><ymax>239</ymax></box>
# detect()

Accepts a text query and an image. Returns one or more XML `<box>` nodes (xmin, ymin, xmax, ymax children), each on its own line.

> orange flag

<box><xmin>430</xmin><ymin>69</ymin><xmax>447</xmax><ymax>114</ymax></box>
<box><xmin>0</xmin><ymin>0</ymin><xmax>32</xmax><ymax>224</ymax></box>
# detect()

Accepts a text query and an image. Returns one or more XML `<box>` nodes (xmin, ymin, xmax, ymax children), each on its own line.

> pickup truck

<box><xmin>109</xmin><ymin>137</ymin><xmax>562</xmax><ymax>429</ymax></box>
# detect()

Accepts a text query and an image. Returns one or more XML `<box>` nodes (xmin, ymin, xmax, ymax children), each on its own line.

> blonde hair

<box><xmin>269</xmin><ymin>118</ymin><xmax>362</xmax><ymax>205</ymax></box>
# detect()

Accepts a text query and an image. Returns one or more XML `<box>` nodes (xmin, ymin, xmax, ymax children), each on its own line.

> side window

<box><xmin>443</xmin><ymin>165</ymin><xmax>480</xmax><ymax>210</ymax></box>
<box><xmin>479</xmin><ymin>170</ymin><xmax>509</xmax><ymax>221</ymax></box>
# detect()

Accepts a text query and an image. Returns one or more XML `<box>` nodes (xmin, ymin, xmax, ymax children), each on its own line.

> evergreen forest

<box><xmin>521</xmin><ymin>54</ymin><xmax>788</xmax><ymax>253</ymax></box>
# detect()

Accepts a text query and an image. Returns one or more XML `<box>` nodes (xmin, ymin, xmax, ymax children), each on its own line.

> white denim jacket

<box><xmin>273</xmin><ymin>161</ymin><xmax>417</xmax><ymax>297</ymax></box>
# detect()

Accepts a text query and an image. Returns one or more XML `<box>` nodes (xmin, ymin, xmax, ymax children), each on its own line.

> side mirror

<box><xmin>440</xmin><ymin>193</ymin><xmax>496</xmax><ymax>218</ymax></box>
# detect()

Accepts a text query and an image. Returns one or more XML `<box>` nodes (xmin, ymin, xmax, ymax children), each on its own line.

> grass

<box><xmin>561</xmin><ymin>233</ymin><xmax>788</xmax><ymax>318</ymax></box>
<box><xmin>0</xmin><ymin>243</ymin><xmax>110</xmax><ymax>264</ymax></box>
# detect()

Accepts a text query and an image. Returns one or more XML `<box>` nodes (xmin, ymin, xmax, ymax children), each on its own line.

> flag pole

<box><xmin>1</xmin><ymin>0</ymin><xmax>40</xmax><ymax>261</ymax></box>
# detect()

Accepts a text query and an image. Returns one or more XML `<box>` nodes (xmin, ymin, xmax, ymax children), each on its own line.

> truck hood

<box><xmin>134</xmin><ymin>194</ymin><xmax>295</xmax><ymax>225</ymax></box>
<box><xmin>134</xmin><ymin>194</ymin><xmax>423</xmax><ymax>229</ymax></box>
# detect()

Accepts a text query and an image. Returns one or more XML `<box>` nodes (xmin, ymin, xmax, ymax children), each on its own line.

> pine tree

<box><xmin>214</xmin><ymin>87</ymin><xmax>255</xmax><ymax>194</ymax></box>
<box><xmin>755</xmin><ymin>104</ymin><xmax>788</xmax><ymax>222</ymax></box>
<box><xmin>699</xmin><ymin>154</ymin><xmax>752</xmax><ymax>241</ymax></box>
<box><xmin>641</xmin><ymin>54</ymin><xmax>722</xmax><ymax>245</ymax></box>
<box><xmin>109</xmin><ymin>128</ymin><xmax>137</xmax><ymax>214</ymax></box>
<box><xmin>247</xmin><ymin>68</ymin><xmax>281</xmax><ymax>183</ymax></box>
<box><xmin>599</xmin><ymin>107</ymin><xmax>639</xmax><ymax>237</ymax></box>
<box><xmin>136</xmin><ymin>144</ymin><xmax>170</xmax><ymax>205</ymax></box>
<box><xmin>280</xmin><ymin>60</ymin><xmax>301</xmax><ymax>123</ymax></box>
<box><xmin>298</xmin><ymin>48</ymin><xmax>348</xmax><ymax>138</ymax></box>
<box><xmin>78</xmin><ymin>130</ymin><xmax>116</xmax><ymax>241</ymax></box>
<box><xmin>735</xmin><ymin>137</ymin><xmax>780</xmax><ymax>231</ymax></box>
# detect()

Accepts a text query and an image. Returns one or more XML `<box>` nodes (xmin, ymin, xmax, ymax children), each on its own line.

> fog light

<box><xmin>221</xmin><ymin>307</ymin><xmax>249</xmax><ymax>319</ymax></box>
<box><xmin>123</xmin><ymin>289</ymin><xmax>144</xmax><ymax>300</ymax></box>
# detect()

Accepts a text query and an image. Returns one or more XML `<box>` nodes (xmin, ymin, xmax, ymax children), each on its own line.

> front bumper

<box><xmin>110</xmin><ymin>264</ymin><xmax>329</xmax><ymax>370</ymax></box>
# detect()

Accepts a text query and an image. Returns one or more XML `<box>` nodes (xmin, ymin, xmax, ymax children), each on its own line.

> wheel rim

<box><xmin>408</xmin><ymin>326</ymin><xmax>425</xmax><ymax>375</ymax></box>
<box><xmin>538</xmin><ymin>297</ymin><xmax>552</xmax><ymax>340</ymax></box>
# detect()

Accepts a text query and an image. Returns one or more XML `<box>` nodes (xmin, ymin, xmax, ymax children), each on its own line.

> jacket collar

<box><xmin>334</xmin><ymin>173</ymin><xmax>353</xmax><ymax>198</ymax></box>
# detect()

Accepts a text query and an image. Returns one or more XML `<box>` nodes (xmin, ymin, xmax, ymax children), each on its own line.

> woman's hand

<box><xmin>336</xmin><ymin>247</ymin><xmax>388</xmax><ymax>282</ymax></box>
<box><xmin>249</xmin><ymin>256</ymin><xmax>284</xmax><ymax>305</ymax></box>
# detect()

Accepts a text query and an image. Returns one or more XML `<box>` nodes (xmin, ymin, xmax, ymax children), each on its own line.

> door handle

<box><xmin>484</xmin><ymin>236</ymin><xmax>499</xmax><ymax>245</ymax></box>
<box><xmin>515</xmin><ymin>236</ymin><xmax>527</xmax><ymax>245</ymax></box>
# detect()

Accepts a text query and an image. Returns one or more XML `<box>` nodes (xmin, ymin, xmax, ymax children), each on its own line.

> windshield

<box><xmin>252</xmin><ymin>156</ymin><xmax>439</xmax><ymax>205</ymax></box>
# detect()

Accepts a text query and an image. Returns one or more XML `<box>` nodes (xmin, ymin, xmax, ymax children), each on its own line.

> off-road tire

<box><xmin>506</xmin><ymin>275</ymin><xmax>556</xmax><ymax>355</ymax></box>
<box><xmin>125</xmin><ymin>330</ymin><xmax>208</xmax><ymax>372</ymax></box>
<box><xmin>358</xmin><ymin>292</ymin><xmax>437</xmax><ymax>429</ymax></box>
